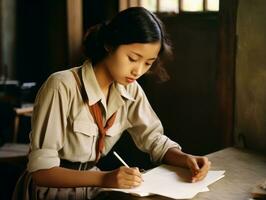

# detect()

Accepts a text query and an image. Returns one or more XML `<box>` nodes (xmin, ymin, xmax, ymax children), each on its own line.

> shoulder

<box><xmin>43</xmin><ymin>67</ymin><xmax>80</xmax><ymax>91</ymax></box>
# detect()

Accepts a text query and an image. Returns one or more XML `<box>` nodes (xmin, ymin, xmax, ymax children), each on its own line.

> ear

<box><xmin>104</xmin><ymin>45</ymin><xmax>112</xmax><ymax>52</ymax></box>
<box><xmin>104</xmin><ymin>44</ymin><xmax>115</xmax><ymax>53</ymax></box>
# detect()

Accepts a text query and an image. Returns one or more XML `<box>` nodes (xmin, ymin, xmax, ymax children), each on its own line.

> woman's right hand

<box><xmin>102</xmin><ymin>166</ymin><xmax>143</xmax><ymax>188</ymax></box>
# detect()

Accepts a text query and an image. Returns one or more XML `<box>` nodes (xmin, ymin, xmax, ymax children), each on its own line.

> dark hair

<box><xmin>83</xmin><ymin>7</ymin><xmax>172</xmax><ymax>81</ymax></box>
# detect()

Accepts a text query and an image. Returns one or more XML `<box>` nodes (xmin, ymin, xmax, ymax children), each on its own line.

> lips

<box><xmin>126</xmin><ymin>77</ymin><xmax>136</xmax><ymax>83</ymax></box>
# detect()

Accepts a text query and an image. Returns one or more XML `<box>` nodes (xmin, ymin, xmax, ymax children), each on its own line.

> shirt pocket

<box><xmin>72</xmin><ymin>120</ymin><xmax>98</xmax><ymax>160</ymax></box>
<box><xmin>73</xmin><ymin>120</ymin><xmax>98</xmax><ymax>137</ymax></box>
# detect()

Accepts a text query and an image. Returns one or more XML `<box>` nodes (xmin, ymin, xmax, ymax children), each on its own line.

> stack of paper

<box><xmin>101</xmin><ymin>164</ymin><xmax>225</xmax><ymax>199</ymax></box>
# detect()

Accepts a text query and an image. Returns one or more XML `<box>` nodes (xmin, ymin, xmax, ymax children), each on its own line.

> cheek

<box><xmin>105</xmin><ymin>52</ymin><xmax>131</xmax><ymax>77</ymax></box>
<box><xmin>107</xmin><ymin>60</ymin><xmax>125</xmax><ymax>78</ymax></box>
<box><xmin>111</xmin><ymin>57</ymin><xmax>129</xmax><ymax>72</ymax></box>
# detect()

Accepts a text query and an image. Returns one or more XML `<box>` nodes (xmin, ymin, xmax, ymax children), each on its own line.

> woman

<box><xmin>13</xmin><ymin>7</ymin><xmax>210</xmax><ymax>200</ymax></box>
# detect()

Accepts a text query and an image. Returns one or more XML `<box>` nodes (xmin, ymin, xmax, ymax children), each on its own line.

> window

<box><xmin>159</xmin><ymin>0</ymin><xmax>179</xmax><ymax>13</ymax></box>
<box><xmin>180</xmin><ymin>0</ymin><xmax>204</xmax><ymax>12</ymax></box>
<box><xmin>140</xmin><ymin>0</ymin><xmax>157</xmax><ymax>12</ymax></box>
<box><xmin>119</xmin><ymin>0</ymin><xmax>219</xmax><ymax>13</ymax></box>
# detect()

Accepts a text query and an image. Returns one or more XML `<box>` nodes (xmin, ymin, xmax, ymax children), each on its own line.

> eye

<box><xmin>145</xmin><ymin>62</ymin><xmax>153</xmax><ymax>67</ymax></box>
<box><xmin>128</xmin><ymin>56</ymin><xmax>138</xmax><ymax>62</ymax></box>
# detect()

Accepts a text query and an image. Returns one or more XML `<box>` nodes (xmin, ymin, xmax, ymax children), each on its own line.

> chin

<box><xmin>119</xmin><ymin>82</ymin><xmax>130</xmax><ymax>86</ymax></box>
<box><xmin>116</xmin><ymin>80</ymin><xmax>131</xmax><ymax>86</ymax></box>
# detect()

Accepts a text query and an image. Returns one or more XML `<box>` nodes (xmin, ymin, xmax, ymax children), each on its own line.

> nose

<box><xmin>131</xmin><ymin>65</ymin><xmax>143</xmax><ymax>78</ymax></box>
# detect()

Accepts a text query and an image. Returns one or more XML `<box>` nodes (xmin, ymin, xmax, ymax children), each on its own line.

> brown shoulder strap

<box><xmin>71</xmin><ymin>69</ymin><xmax>88</xmax><ymax>103</ymax></box>
<box><xmin>71</xmin><ymin>69</ymin><xmax>95</xmax><ymax>120</ymax></box>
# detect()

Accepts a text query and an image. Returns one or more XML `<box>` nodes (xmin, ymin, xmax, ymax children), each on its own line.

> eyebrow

<box><xmin>130</xmin><ymin>51</ymin><xmax>157</xmax><ymax>61</ymax></box>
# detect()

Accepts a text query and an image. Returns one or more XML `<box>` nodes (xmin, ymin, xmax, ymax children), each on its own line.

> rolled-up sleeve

<box><xmin>27</xmin><ymin>74</ymin><xmax>69</xmax><ymax>172</ymax></box>
<box><xmin>126</xmin><ymin>83</ymin><xmax>181</xmax><ymax>163</ymax></box>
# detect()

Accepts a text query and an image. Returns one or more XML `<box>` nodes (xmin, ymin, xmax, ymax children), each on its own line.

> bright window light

<box><xmin>159</xmin><ymin>0</ymin><xmax>179</xmax><ymax>13</ymax></box>
<box><xmin>205</xmin><ymin>0</ymin><xmax>219</xmax><ymax>11</ymax></box>
<box><xmin>180</xmin><ymin>0</ymin><xmax>204</xmax><ymax>12</ymax></box>
<box><xmin>140</xmin><ymin>0</ymin><xmax>157</xmax><ymax>12</ymax></box>
<box><xmin>122</xmin><ymin>0</ymin><xmax>219</xmax><ymax>13</ymax></box>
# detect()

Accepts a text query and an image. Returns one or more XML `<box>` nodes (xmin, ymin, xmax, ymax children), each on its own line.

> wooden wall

<box><xmin>0</xmin><ymin>0</ymin><xmax>16</xmax><ymax>79</ymax></box>
<box><xmin>15</xmin><ymin>0</ymin><xmax>69</xmax><ymax>85</ymax></box>
<box><xmin>235</xmin><ymin>0</ymin><xmax>266</xmax><ymax>154</ymax></box>
<box><xmin>13</xmin><ymin>0</ymin><xmax>117</xmax><ymax>86</ymax></box>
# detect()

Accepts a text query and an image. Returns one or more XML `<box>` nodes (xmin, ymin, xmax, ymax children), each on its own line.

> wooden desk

<box><xmin>13</xmin><ymin>106</ymin><xmax>33</xmax><ymax>143</ymax></box>
<box><xmin>193</xmin><ymin>147</ymin><xmax>266</xmax><ymax>200</ymax></box>
<box><xmin>0</xmin><ymin>143</ymin><xmax>28</xmax><ymax>164</ymax></box>
<box><xmin>99</xmin><ymin>147</ymin><xmax>266</xmax><ymax>200</ymax></box>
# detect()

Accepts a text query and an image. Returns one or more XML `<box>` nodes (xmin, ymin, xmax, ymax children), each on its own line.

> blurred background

<box><xmin>0</xmin><ymin>0</ymin><xmax>266</xmax><ymax>199</ymax></box>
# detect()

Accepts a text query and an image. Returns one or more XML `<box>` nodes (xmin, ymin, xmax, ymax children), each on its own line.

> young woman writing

<box><xmin>13</xmin><ymin>6</ymin><xmax>210</xmax><ymax>200</ymax></box>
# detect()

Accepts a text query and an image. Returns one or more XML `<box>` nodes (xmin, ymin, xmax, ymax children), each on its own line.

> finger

<box><xmin>199</xmin><ymin>158</ymin><xmax>210</xmax><ymax>172</ymax></box>
<box><xmin>192</xmin><ymin>171</ymin><xmax>205</xmax><ymax>182</ymax></box>
<box><xmin>193</xmin><ymin>172</ymin><xmax>208</xmax><ymax>182</ymax></box>
<box><xmin>119</xmin><ymin>181</ymin><xmax>135</xmax><ymax>189</ymax></box>
<box><xmin>192</xmin><ymin>170</ymin><xmax>207</xmax><ymax>181</ymax></box>
<box><xmin>124</xmin><ymin>173</ymin><xmax>143</xmax><ymax>184</ymax></box>
<box><xmin>121</xmin><ymin>168</ymin><xmax>143</xmax><ymax>183</ymax></box>
<box><xmin>125</xmin><ymin>167</ymin><xmax>143</xmax><ymax>179</ymax></box>
<box><xmin>133</xmin><ymin>167</ymin><xmax>144</xmax><ymax>181</ymax></box>
<box><xmin>192</xmin><ymin>162</ymin><xmax>210</xmax><ymax>182</ymax></box>
<box><xmin>119</xmin><ymin>166</ymin><xmax>136</xmax><ymax>176</ymax></box>
<box><xmin>116</xmin><ymin>172</ymin><xmax>142</xmax><ymax>188</ymax></box>
<box><xmin>188</xmin><ymin>158</ymin><xmax>200</xmax><ymax>176</ymax></box>
<box><xmin>120</xmin><ymin>176</ymin><xmax>142</xmax><ymax>188</ymax></box>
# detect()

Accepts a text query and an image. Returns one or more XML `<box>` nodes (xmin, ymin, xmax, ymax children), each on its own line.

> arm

<box><xmin>125</xmin><ymin>84</ymin><xmax>210</xmax><ymax>182</ymax></box>
<box><xmin>32</xmin><ymin>167</ymin><xmax>105</xmax><ymax>187</ymax></box>
<box><xmin>162</xmin><ymin>147</ymin><xmax>211</xmax><ymax>182</ymax></box>
<box><xmin>126</xmin><ymin>83</ymin><xmax>181</xmax><ymax>162</ymax></box>
<box><xmin>32</xmin><ymin>166</ymin><xmax>143</xmax><ymax>189</ymax></box>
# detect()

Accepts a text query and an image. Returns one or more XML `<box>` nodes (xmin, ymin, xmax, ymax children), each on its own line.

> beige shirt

<box><xmin>27</xmin><ymin>61</ymin><xmax>181</xmax><ymax>172</ymax></box>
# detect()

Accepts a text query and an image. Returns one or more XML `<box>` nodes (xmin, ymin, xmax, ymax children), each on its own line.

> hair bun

<box><xmin>82</xmin><ymin>22</ymin><xmax>110</xmax><ymax>65</ymax></box>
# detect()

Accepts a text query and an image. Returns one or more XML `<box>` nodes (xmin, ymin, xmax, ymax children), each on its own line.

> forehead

<box><xmin>117</xmin><ymin>42</ymin><xmax>161</xmax><ymax>58</ymax></box>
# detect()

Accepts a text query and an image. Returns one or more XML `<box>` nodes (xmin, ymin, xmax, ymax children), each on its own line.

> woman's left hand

<box><xmin>186</xmin><ymin>155</ymin><xmax>211</xmax><ymax>183</ymax></box>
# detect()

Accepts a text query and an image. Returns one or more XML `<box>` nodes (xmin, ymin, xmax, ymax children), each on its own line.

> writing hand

<box><xmin>103</xmin><ymin>166</ymin><xmax>143</xmax><ymax>188</ymax></box>
<box><xmin>186</xmin><ymin>155</ymin><xmax>211</xmax><ymax>183</ymax></box>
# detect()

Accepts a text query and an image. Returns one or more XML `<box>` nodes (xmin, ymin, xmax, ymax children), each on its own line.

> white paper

<box><xmin>101</xmin><ymin>164</ymin><xmax>225</xmax><ymax>199</ymax></box>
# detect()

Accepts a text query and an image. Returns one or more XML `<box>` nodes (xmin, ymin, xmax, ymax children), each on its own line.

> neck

<box><xmin>93</xmin><ymin>62</ymin><xmax>113</xmax><ymax>99</ymax></box>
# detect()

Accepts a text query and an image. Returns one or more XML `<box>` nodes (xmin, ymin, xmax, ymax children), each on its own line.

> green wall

<box><xmin>235</xmin><ymin>0</ymin><xmax>266</xmax><ymax>153</ymax></box>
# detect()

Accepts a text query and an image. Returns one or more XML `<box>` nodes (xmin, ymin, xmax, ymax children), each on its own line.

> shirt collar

<box><xmin>81</xmin><ymin>60</ymin><xmax>135</xmax><ymax>116</ymax></box>
<box><xmin>115</xmin><ymin>83</ymin><xmax>135</xmax><ymax>101</ymax></box>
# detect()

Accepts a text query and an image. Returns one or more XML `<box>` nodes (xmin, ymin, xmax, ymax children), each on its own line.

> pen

<box><xmin>113</xmin><ymin>151</ymin><xmax>130</xmax><ymax>168</ymax></box>
<box><xmin>113</xmin><ymin>151</ymin><xmax>144</xmax><ymax>182</ymax></box>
